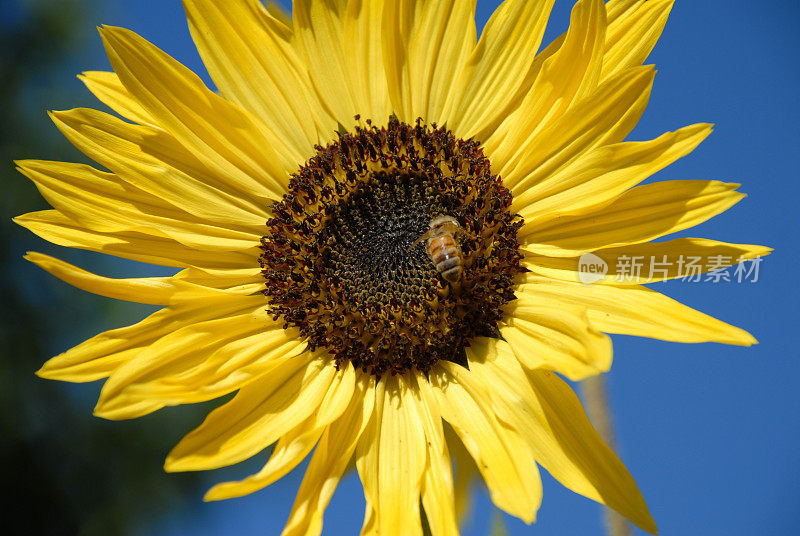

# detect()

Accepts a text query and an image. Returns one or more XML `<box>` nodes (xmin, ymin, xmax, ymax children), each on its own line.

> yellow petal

<box><xmin>523</xmin><ymin>237</ymin><xmax>772</xmax><ymax>285</ymax></box>
<box><xmin>343</xmin><ymin>0</ymin><xmax>393</xmax><ymax>122</ymax></box>
<box><xmin>605</xmin><ymin>0</ymin><xmax>642</xmax><ymax>20</ymax></box>
<box><xmin>356</xmin><ymin>374</ymin><xmax>426</xmax><ymax>536</ymax></box>
<box><xmin>465</xmin><ymin>340</ymin><xmax>657</xmax><ymax>533</ymax></box>
<box><xmin>601</xmin><ymin>0</ymin><xmax>674</xmax><ymax>82</ymax></box>
<box><xmin>445</xmin><ymin>424</ymin><xmax>479</xmax><ymax>524</ymax></box>
<box><xmin>443</xmin><ymin>0</ymin><xmax>555</xmax><ymax>141</ymax></box>
<box><xmin>292</xmin><ymin>0</ymin><xmax>360</xmax><ymax>128</ymax></box>
<box><xmin>516</xmin><ymin>275</ymin><xmax>757</xmax><ymax>345</ymax></box>
<box><xmin>15</xmin><ymin>210</ymin><xmax>259</xmax><ymax>269</ymax></box>
<box><xmin>430</xmin><ymin>362</ymin><xmax>540</xmax><ymax>523</ymax></box>
<box><xmin>521</xmin><ymin>180</ymin><xmax>745</xmax><ymax>256</ymax></box>
<box><xmin>264</xmin><ymin>1</ymin><xmax>291</xmax><ymax>28</ymax></box>
<box><xmin>94</xmin><ymin>307</ymin><xmax>303</xmax><ymax>420</ymax></box>
<box><xmin>78</xmin><ymin>70</ymin><xmax>155</xmax><ymax>125</ymax></box>
<box><xmin>485</xmin><ymin>0</ymin><xmax>605</xmax><ymax>166</ymax></box>
<box><xmin>514</xmin><ymin>123</ymin><xmax>712</xmax><ymax>223</ymax></box>
<box><xmin>35</xmin><ymin>285</ymin><xmax>256</xmax><ymax>382</ymax></box>
<box><xmin>165</xmin><ymin>353</ymin><xmax>334</xmax><ymax>472</ymax></box>
<box><xmin>99</xmin><ymin>26</ymin><xmax>293</xmax><ymax>201</ymax></box>
<box><xmin>173</xmin><ymin>266</ymin><xmax>263</xmax><ymax>294</ymax></box>
<box><xmin>203</xmin><ymin>363</ymin><xmax>355</xmax><ymax>501</ymax></box>
<box><xmin>206</xmin><ymin>419</ymin><xmax>324</xmax><ymax>502</ymax></box>
<box><xmin>489</xmin><ymin>421</ymin><xmax>542</xmax><ymax>524</ymax></box>
<box><xmin>529</xmin><ymin>0</ymin><xmax>668</xmax><ymax>91</ymax></box>
<box><xmin>17</xmin><ymin>158</ymin><xmax>259</xmax><ymax>250</ymax></box>
<box><xmin>182</xmin><ymin>0</ymin><xmax>327</xmax><ymax>158</ymax></box>
<box><xmin>50</xmin><ymin>107</ymin><xmax>269</xmax><ymax>225</ymax></box>
<box><xmin>356</xmin><ymin>376</ymin><xmax>383</xmax><ymax>536</ymax></box>
<box><xmin>283</xmin><ymin>374</ymin><xmax>376</xmax><ymax>536</ymax></box>
<box><xmin>500</xmin><ymin>302</ymin><xmax>612</xmax><ymax>380</ymax></box>
<box><xmin>25</xmin><ymin>252</ymin><xmax>176</xmax><ymax>305</ymax></box>
<box><xmin>527</xmin><ymin>368</ymin><xmax>657</xmax><ymax>533</ymax></box>
<box><xmin>501</xmin><ymin>66</ymin><xmax>655</xmax><ymax>195</ymax></box>
<box><xmin>382</xmin><ymin>0</ymin><xmax>477</xmax><ymax>124</ymax></box>
<box><xmin>412</xmin><ymin>372</ymin><xmax>459</xmax><ymax>536</ymax></box>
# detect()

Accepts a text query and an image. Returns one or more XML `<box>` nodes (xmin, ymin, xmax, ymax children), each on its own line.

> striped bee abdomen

<box><xmin>429</xmin><ymin>235</ymin><xmax>463</xmax><ymax>283</ymax></box>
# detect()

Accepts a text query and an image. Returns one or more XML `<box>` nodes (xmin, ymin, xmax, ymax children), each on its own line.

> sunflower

<box><xmin>15</xmin><ymin>0</ymin><xmax>769</xmax><ymax>534</ymax></box>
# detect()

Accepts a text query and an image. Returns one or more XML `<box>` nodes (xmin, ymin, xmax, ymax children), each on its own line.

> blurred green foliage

<box><xmin>1</xmin><ymin>1</ymin><xmax>205</xmax><ymax>533</ymax></box>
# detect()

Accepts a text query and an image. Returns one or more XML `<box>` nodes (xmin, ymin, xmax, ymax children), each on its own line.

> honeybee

<box><xmin>408</xmin><ymin>215</ymin><xmax>472</xmax><ymax>283</ymax></box>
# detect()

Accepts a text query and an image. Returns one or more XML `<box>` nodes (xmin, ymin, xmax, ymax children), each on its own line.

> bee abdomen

<box><xmin>440</xmin><ymin>264</ymin><xmax>463</xmax><ymax>283</ymax></box>
<box><xmin>430</xmin><ymin>238</ymin><xmax>458</xmax><ymax>263</ymax></box>
<box><xmin>430</xmin><ymin>237</ymin><xmax>463</xmax><ymax>282</ymax></box>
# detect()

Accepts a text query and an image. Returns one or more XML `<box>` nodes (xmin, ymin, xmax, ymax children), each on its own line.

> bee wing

<box><xmin>407</xmin><ymin>228</ymin><xmax>437</xmax><ymax>252</ymax></box>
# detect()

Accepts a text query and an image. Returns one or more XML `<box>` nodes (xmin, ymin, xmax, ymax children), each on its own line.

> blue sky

<box><xmin>27</xmin><ymin>1</ymin><xmax>800</xmax><ymax>535</ymax></box>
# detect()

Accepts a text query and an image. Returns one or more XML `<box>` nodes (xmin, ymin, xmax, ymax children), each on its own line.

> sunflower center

<box><xmin>260</xmin><ymin>118</ymin><xmax>523</xmax><ymax>376</ymax></box>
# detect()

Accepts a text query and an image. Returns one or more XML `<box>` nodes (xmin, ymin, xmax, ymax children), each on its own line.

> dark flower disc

<box><xmin>260</xmin><ymin>118</ymin><xmax>523</xmax><ymax>376</ymax></box>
